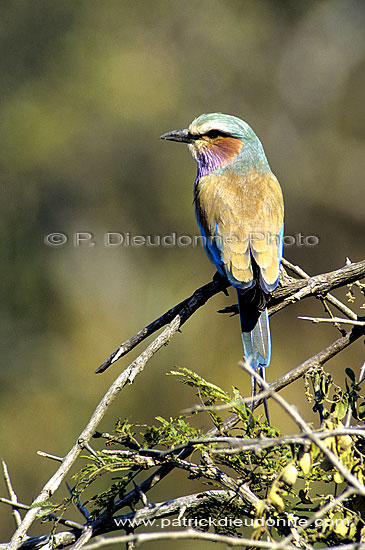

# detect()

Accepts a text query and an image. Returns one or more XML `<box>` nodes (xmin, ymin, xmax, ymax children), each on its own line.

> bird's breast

<box><xmin>194</xmin><ymin>137</ymin><xmax>243</xmax><ymax>178</ymax></box>
<box><xmin>194</xmin><ymin>169</ymin><xmax>284</xmax><ymax>289</ymax></box>
<box><xmin>195</xmin><ymin>169</ymin><xmax>283</xmax><ymax>224</ymax></box>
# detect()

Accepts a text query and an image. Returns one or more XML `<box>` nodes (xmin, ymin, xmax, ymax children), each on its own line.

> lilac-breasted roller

<box><xmin>161</xmin><ymin>113</ymin><xmax>284</xmax><ymax>420</ymax></box>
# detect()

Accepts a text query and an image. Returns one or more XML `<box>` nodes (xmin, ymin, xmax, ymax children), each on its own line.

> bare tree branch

<box><xmin>1</xmin><ymin>490</ymin><xmax>247</xmax><ymax>550</ymax></box>
<box><xmin>299</xmin><ymin>315</ymin><xmax>365</xmax><ymax>326</ymax></box>
<box><xmin>266</xmin><ymin>258</ymin><xmax>364</xmax><ymax>315</ymax></box>
<box><xmin>3</xmin><ymin>535</ymin><xmax>365</xmax><ymax>550</ymax></box>
<box><xmin>5</xmin><ymin>259</ymin><xmax>365</xmax><ymax>550</ymax></box>
<box><xmin>108</xmin><ymin>489</ymin><xmax>248</xmax><ymax>530</ymax></box>
<box><xmin>1</xmin><ymin>461</ymin><xmax>22</xmax><ymax>528</ymax></box>
<box><xmin>99</xmin><ymin>426</ymin><xmax>364</xmax><ymax>460</ymax></box>
<box><xmin>242</xmin><ymin>363</ymin><xmax>365</xmax><ymax>495</ymax></box>
<box><xmin>95</xmin><ymin>275</ymin><xmax>230</xmax><ymax>373</ymax></box>
<box><xmin>201</xmin><ymin>321</ymin><xmax>365</xmax><ymax>437</ymax></box>
<box><xmin>8</xmin><ymin>316</ymin><xmax>181</xmax><ymax>550</ymax></box>
<box><xmin>207</xmin><ymin>427</ymin><xmax>364</xmax><ymax>454</ymax></box>
<box><xmin>82</xmin><ymin>529</ymin><xmax>298</xmax><ymax>550</ymax></box>
<box><xmin>97</xmin><ymin>259</ymin><xmax>365</xmax><ymax>373</ymax></box>
<box><xmin>68</xmin><ymin>527</ymin><xmax>93</xmax><ymax>550</ymax></box>
<box><xmin>281</xmin><ymin>258</ymin><xmax>358</xmax><ymax>320</ymax></box>
<box><xmin>0</xmin><ymin>497</ymin><xmax>85</xmax><ymax>531</ymax></box>
<box><xmin>37</xmin><ymin>451</ymin><xmax>63</xmax><ymax>462</ymax></box>
<box><xmin>273</xmin><ymin>487</ymin><xmax>356</xmax><ymax>550</ymax></box>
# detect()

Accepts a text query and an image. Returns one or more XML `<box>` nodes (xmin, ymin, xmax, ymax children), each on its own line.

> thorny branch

<box><xmin>3</xmin><ymin>258</ymin><xmax>365</xmax><ymax>550</ymax></box>
<box><xmin>8</xmin><ymin>316</ymin><xmax>182</xmax><ymax>550</ymax></box>
<box><xmin>280</xmin><ymin>258</ymin><xmax>358</xmax><ymax>320</ymax></box>
<box><xmin>96</xmin><ymin>259</ymin><xmax>364</xmax><ymax>373</ymax></box>
<box><xmin>73</xmin><ymin>529</ymin><xmax>302</xmax><ymax>550</ymax></box>
<box><xmin>243</xmin><ymin>364</ymin><xmax>365</xmax><ymax>495</ymax></box>
<box><xmin>95</xmin><ymin>426</ymin><xmax>363</xmax><ymax>458</ymax></box>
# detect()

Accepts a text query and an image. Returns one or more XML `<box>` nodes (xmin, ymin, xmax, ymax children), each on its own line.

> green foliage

<box><xmin>114</xmin><ymin>419</ymin><xmax>141</xmax><ymax>450</ymax></box>
<box><xmin>51</xmin><ymin>366</ymin><xmax>364</xmax><ymax>542</ymax></box>
<box><xmin>305</xmin><ymin>365</ymin><xmax>365</xmax><ymax>421</ymax></box>
<box><xmin>168</xmin><ymin>366</ymin><xmax>254</xmax><ymax>428</ymax></box>
<box><xmin>143</xmin><ymin>415</ymin><xmax>201</xmax><ymax>448</ymax></box>
<box><xmin>184</xmin><ymin>495</ymin><xmax>249</xmax><ymax>537</ymax></box>
<box><xmin>3</xmin><ymin>4</ymin><xmax>365</xmax><ymax>542</ymax></box>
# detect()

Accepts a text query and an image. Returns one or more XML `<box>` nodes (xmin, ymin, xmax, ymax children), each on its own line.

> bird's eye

<box><xmin>205</xmin><ymin>130</ymin><xmax>222</xmax><ymax>139</ymax></box>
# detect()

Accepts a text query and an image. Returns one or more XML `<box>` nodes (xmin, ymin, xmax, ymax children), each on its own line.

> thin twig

<box><xmin>82</xmin><ymin>529</ymin><xmax>299</xmax><ymax>550</ymax></box>
<box><xmin>81</xmin><ymin>443</ymin><xmax>105</xmax><ymax>465</ymax></box>
<box><xmin>208</xmin><ymin>427</ymin><xmax>365</xmax><ymax>454</ymax></box>
<box><xmin>2</xmin><ymin>461</ymin><xmax>22</xmax><ymax>528</ymax></box>
<box><xmin>7</xmin><ymin>260</ymin><xmax>365</xmax><ymax>550</ymax></box>
<box><xmin>319</xmin><ymin>297</ymin><xmax>346</xmax><ymax>335</ymax></box>
<box><xmin>281</xmin><ymin>258</ymin><xmax>358</xmax><ymax>320</ymax></box>
<box><xmin>68</xmin><ymin>526</ymin><xmax>93</xmax><ymax>550</ymax></box>
<box><xmin>93</xmin><ymin>320</ymin><xmax>365</xmax><ymax>530</ymax></box>
<box><xmin>0</xmin><ymin>498</ymin><xmax>30</xmax><ymax>512</ymax></box>
<box><xmin>37</xmin><ymin>451</ymin><xmax>64</xmax><ymax>462</ymax></box>
<box><xmin>66</xmin><ymin>483</ymin><xmax>90</xmax><ymax>520</ymax></box>
<box><xmin>272</xmin><ymin>488</ymin><xmax>355</xmax><ymax>550</ymax></box>
<box><xmin>95</xmin><ymin>276</ymin><xmax>229</xmax><ymax>373</ymax></box>
<box><xmin>299</xmin><ymin>316</ymin><xmax>365</xmax><ymax>326</ymax></box>
<box><xmin>9</xmin><ymin>315</ymin><xmax>181</xmax><ymax>550</ymax></box>
<box><xmin>0</xmin><ymin>497</ymin><xmax>84</xmax><ymax>531</ymax></box>
<box><xmin>241</xmin><ymin>363</ymin><xmax>365</xmax><ymax>496</ymax></box>
<box><xmin>97</xmin><ymin>259</ymin><xmax>364</xmax><ymax>373</ymax></box>
<box><xmin>100</xmin><ymin>428</ymin><xmax>364</xmax><ymax>461</ymax></box>
<box><xmin>183</xmin><ymin>387</ymin><xmax>273</xmax><ymax>414</ymax></box>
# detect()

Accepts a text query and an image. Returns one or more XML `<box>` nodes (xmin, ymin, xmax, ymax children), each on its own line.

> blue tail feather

<box><xmin>237</xmin><ymin>290</ymin><xmax>271</xmax><ymax>371</ymax></box>
<box><xmin>237</xmin><ymin>289</ymin><xmax>271</xmax><ymax>423</ymax></box>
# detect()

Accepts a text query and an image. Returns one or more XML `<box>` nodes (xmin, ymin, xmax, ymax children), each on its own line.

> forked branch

<box><xmin>6</xmin><ymin>258</ymin><xmax>365</xmax><ymax>550</ymax></box>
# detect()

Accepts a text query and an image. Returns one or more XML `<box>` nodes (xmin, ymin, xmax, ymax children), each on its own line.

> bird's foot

<box><xmin>213</xmin><ymin>271</ymin><xmax>229</xmax><ymax>295</ymax></box>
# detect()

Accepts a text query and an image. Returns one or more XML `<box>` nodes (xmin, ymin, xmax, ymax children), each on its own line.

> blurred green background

<box><xmin>1</xmin><ymin>0</ymin><xmax>364</xmax><ymax>544</ymax></box>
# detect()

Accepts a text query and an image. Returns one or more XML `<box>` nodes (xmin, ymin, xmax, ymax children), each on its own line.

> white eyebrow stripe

<box><xmin>189</xmin><ymin>120</ymin><xmax>233</xmax><ymax>136</ymax></box>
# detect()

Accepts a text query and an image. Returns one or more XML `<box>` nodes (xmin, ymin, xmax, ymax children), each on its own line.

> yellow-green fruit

<box><xmin>337</xmin><ymin>435</ymin><xmax>352</xmax><ymax>452</ymax></box>
<box><xmin>268</xmin><ymin>488</ymin><xmax>285</xmax><ymax>512</ymax></box>
<box><xmin>299</xmin><ymin>452</ymin><xmax>312</xmax><ymax>475</ymax></box>
<box><xmin>334</xmin><ymin>471</ymin><xmax>344</xmax><ymax>484</ymax></box>
<box><xmin>281</xmin><ymin>463</ymin><xmax>298</xmax><ymax>486</ymax></box>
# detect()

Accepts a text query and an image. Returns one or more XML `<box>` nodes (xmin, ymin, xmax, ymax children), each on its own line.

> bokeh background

<box><xmin>1</xmin><ymin>0</ymin><xmax>364</xmax><ymax>544</ymax></box>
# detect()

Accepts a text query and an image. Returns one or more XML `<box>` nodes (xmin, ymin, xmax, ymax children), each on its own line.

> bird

<box><xmin>161</xmin><ymin>113</ymin><xmax>284</xmax><ymax>422</ymax></box>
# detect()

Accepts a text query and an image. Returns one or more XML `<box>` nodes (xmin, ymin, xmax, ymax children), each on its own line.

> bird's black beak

<box><xmin>160</xmin><ymin>128</ymin><xmax>196</xmax><ymax>143</ymax></box>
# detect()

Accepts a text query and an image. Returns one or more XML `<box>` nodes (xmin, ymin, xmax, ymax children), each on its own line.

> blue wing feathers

<box><xmin>196</xmin><ymin>200</ymin><xmax>283</xmax><ymax>374</ymax></box>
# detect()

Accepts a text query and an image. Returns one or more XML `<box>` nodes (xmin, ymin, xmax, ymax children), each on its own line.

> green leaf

<box><xmin>334</xmin><ymin>398</ymin><xmax>349</xmax><ymax>420</ymax></box>
<box><xmin>358</xmin><ymin>402</ymin><xmax>365</xmax><ymax>420</ymax></box>
<box><xmin>345</xmin><ymin>368</ymin><xmax>356</xmax><ymax>382</ymax></box>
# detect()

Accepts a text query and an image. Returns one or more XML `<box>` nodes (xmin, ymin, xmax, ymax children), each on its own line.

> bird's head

<box><xmin>161</xmin><ymin>113</ymin><xmax>269</xmax><ymax>177</ymax></box>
